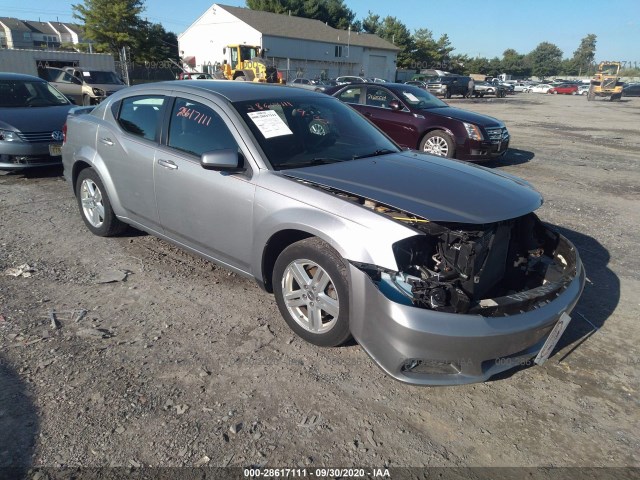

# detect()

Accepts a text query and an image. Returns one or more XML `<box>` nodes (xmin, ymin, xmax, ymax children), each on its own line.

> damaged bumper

<box><xmin>348</xmin><ymin>237</ymin><xmax>585</xmax><ymax>386</ymax></box>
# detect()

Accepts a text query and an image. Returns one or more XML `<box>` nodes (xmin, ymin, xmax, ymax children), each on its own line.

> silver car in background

<box><xmin>62</xmin><ymin>81</ymin><xmax>585</xmax><ymax>385</ymax></box>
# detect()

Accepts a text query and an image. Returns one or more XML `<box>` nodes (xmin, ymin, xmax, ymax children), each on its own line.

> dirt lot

<box><xmin>1</xmin><ymin>93</ymin><xmax>639</xmax><ymax>476</ymax></box>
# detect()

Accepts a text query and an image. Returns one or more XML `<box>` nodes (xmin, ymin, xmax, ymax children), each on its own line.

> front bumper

<box><xmin>348</xmin><ymin>248</ymin><xmax>585</xmax><ymax>386</ymax></box>
<box><xmin>456</xmin><ymin>138</ymin><xmax>510</xmax><ymax>161</ymax></box>
<box><xmin>0</xmin><ymin>142</ymin><xmax>62</xmax><ymax>170</ymax></box>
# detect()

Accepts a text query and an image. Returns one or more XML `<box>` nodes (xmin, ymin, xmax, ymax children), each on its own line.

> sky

<box><xmin>1</xmin><ymin>0</ymin><xmax>638</xmax><ymax>65</ymax></box>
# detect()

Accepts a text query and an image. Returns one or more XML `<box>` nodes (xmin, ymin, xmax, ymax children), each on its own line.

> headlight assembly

<box><xmin>463</xmin><ymin>122</ymin><xmax>484</xmax><ymax>141</ymax></box>
<box><xmin>0</xmin><ymin>129</ymin><xmax>22</xmax><ymax>142</ymax></box>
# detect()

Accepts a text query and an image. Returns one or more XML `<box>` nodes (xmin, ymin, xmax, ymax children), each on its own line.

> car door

<box><xmin>96</xmin><ymin>93</ymin><xmax>167</xmax><ymax>232</ymax></box>
<box><xmin>153</xmin><ymin>95</ymin><xmax>256</xmax><ymax>273</ymax></box>
<box><xmin>359</xmin><ymin>86</ymin><xmax>415</xmax><ymax>148</ymax></box>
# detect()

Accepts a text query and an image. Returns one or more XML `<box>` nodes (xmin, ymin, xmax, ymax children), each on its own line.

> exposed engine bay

<box><xmin>313</xmin><ymin>185</ymin><xmax>578</xmax><ymax>317</ymax></box>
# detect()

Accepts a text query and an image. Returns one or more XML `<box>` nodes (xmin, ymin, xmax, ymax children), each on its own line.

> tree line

<box><xmin>72</xmin><ymin>0</ymin><xmax>632</xmax><ymax>78</ymax></box>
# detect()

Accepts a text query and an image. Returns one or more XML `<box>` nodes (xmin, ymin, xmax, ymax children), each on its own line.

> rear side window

<box><xmin>117</xmin><ymin>96</ymin><xmax>166</xmax><ymax>141</ymax></box>
<box><xmin>167</xmin><ymin>98</ymin><xmax>238</xmax><ymax>157</ymax></box>
<box><xmin>365</xmin><ymin>87</ymin><xmax>394</xmax><ymax>108</ymax></box>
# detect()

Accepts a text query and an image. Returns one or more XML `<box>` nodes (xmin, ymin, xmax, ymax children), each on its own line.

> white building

<box><xmin>178</xmin><ymin>4</ymin><xmax>400</xmax><ymax>81</ymax></box>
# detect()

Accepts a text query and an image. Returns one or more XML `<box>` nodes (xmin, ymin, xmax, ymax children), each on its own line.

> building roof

<box><xmin>217</xmin><ymin>4</ymin><xmax>400</xmax><ymax>52</ymax></box>
<box><xmin>25</xmin><ymin>21</ymin><xmax>58</xmax><ymax>36</ymax></box>
<box><xmin>0</xmin><ymin>17</ymin><xmax>83</xmax><ymax>36</ymax></box>
<box><xmin>0</xmin><ymin>17</ymin><xmax>32</xmax><ymax>33</ymax></box>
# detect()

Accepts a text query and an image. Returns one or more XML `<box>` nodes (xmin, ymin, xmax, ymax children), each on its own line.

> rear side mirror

<box><xmin>388</xmin><ymin>100</ymin><xmax>402</xmax><ymax>111</ymax></box>
<box><xmin>201</xmin><ymin>149</ymin><xmax>244</xmax><ymax>172</ymax></box>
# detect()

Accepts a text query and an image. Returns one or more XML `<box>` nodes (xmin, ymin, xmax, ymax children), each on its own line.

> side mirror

<box><xmin>388</xmin><ymin>100</ymin><xmax>402</xmax><ymax>111</ymax></box>
<box><xmin>200</xmin><ymin>149</ymin><xmax>244</xmax><ymax>172</ymax></box>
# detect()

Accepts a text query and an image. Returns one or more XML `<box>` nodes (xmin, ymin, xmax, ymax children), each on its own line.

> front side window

<box><xmin>0</xmin><ymin>80</ymin><xmax>69</xmax><ymax>107</ymax></box>
<box><xmin>117</xmin><ymin>96</ymin><xmax>166</xmax><ymax>141</ymax></box>
<box><xmin>336</xmin><ymin>86</ymin><xmax>362</xmax><ymax>104</ymax></box>
<box><xmin>168</xmin><ymin>98</ymin><xmax>238</xmax><ymax>157</ymax></box>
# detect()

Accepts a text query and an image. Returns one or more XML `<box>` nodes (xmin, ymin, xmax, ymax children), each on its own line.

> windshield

<box><xmin>0</xmin><ymin>79</ymin><xmax>70</xmax><ymax>107</ymax></box>
<box><xmin>82</xmin><ymin>71</ymin><xmax>123</xmax><ymax>84</ymax></box>
<box><xmin>393</xmin><ymin>85</ymin><xmax>447</xmax><ymax>109</ymax></box>
<box><xmin>240</xmin><ymin>46</ymin><xmax>260</xmax><ymax>61</ymax></box>
<box><xmin>233</xmin><ymin>96</ymin><xmax>400</xmax><ymax>170</ymax></box>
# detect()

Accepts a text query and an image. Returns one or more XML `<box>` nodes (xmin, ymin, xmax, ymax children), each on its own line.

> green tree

<box><xmin>361</xmin><ymin>11</ymin><xmax>381</xmax><ymax>34</ymax></box>
<box><xmin>501</xmin><ymin>48</ymin><xmax>530</xmax><ymax>77</ymax></box>
<box><xmin>527</xmin><ymin>42</ymin><xmax>563</xmax><ymax>79</ymax></box>
<box><xmin>571</xmin><ymin>34</ymin><xmax>597</xmax><ymax>76</ymax></box>
<box><xmin>434</xmin><ymin>34</ymin><xmax>455</xmax><ymax>68</ymax></box>
<box><xmin>72</xmin><ymin>0</ymin><xmax>144</xmax><ymax>54</ymax></box>
<box><xmin>412</xmin><ymin>28</ymin><xmax>437</xmax><ymax>69</ymax></box>
<box><xmin>375</xmin><ymin>16</ymin><xmax>414</xmax><ymax>68</ymax></box>
<box><xmin>135</xmin><ymin>21</ymin><xmax>179</xmax><ymax>63</ymax></box>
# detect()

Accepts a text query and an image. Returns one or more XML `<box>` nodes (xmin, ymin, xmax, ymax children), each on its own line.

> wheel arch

<box><xmin>260</xmin><ymin>229</ymin><xmax>315</xmax><ymax>293</ymax></box>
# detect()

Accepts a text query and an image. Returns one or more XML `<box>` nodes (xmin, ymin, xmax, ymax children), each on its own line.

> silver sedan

<box><xmin>62</xmin><ymin>81</ymin><xmax>585</xmax><ymax>385</ymax></box>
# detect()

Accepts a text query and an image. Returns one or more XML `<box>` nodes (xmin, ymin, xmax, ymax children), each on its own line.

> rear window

<box><xmin>117</xmin><ymin>96</ymin><xmax>166</xmax><ymax>141</ymax></box>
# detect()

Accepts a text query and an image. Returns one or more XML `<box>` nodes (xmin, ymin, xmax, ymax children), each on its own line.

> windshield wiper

<box><xmin>278</xmin><ymin>158</ymin><xmax>344</xmax><ymax>170</ymax></box>
<box><xmin>352</xmin><ymin>149</ymin><xmax>396</xmax><ymax>160</ymax></box>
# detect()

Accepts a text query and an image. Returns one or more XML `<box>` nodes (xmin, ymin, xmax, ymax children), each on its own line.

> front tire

<box><xmin>420</xmin><ymin>130</ymin><xmax>455</xmax><ymax>158</ymax></box>
<box><xmin>273</xmin><ymin>237</ymin><xmax>351</xmax><ymax>347</ymax></box>
<box><xmin>75</xmin><ymin>168</ymin><xmax>127</xmax><ymax>237</ymax></box>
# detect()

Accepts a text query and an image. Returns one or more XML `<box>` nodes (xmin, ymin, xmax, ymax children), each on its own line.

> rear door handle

<box><xmin>99</xmin><ymin>137</ymin><xmax>114</xmax><ymax>146</ymax></box>
<box><xmin>364</xmin><ymin>112</ymin><xmax>372</xmax><ymax>117</ymax></box>
<box><xmin>157</xmin><ymin>159</ymin><xmax>178</xmax><ymax>170</ymax></box>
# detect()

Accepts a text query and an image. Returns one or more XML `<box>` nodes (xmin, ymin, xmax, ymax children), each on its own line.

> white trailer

<box><xmin>0</xmin><ymin>49</ymin><xmax>115</xmax><ymax>77</ymax></box>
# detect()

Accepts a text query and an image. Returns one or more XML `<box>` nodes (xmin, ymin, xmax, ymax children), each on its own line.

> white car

<box><xmin>512</xmin><ymin>82</ymin><xmax>529</xmax><ymax>92</ymax></box>
<box><xmin>526</xmin><ymin>84</ymin><xmax>553</xmax><ymax>94</ymax></box>
<box><xmin>577</xmin><ymin>84</ymin><xmax>590</xmax><ymax>95</ymax></box>
<box><xmin>289</xmin><ymin>78</ymin><xmax>325</xmax><ymax>92</ymax></box>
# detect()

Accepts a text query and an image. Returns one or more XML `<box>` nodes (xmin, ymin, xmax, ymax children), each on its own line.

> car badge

<box><xmin>52</xmin><ymin>131</ymin><xmax>64</xmax><ymax>142</ymax></box>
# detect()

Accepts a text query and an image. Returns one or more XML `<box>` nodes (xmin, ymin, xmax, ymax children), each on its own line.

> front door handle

<box><xmin>364</xmin><ymin>112</ymin><xmax>372</xmax><ymax>117</ymax></box>
<box><xmin>157</xmin><ymin>159</ymin><xmax>178</xmax><ymax>170</ymax></box>
<box><xmin>99</xmin><ymin>137</ymin><xmax>114</xmax><ymax>146</ymax></box>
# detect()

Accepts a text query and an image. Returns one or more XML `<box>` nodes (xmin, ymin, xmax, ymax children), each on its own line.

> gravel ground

<box><xmin>0</xmin><ymin>93</ymin><xmax>639</xmax><ymax>477</ymax></box>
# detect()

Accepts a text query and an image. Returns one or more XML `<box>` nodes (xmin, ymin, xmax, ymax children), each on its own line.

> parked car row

<box><xmin>57</xmin><ymin>80</ymin><xmax>584</xmax><ymax>385</ymax></box>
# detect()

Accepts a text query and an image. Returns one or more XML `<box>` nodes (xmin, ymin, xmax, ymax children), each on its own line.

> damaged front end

<box><xmin>352</xmin><ymin>202</ymin><xmax>578</xmax><ymax>317</ymax></box>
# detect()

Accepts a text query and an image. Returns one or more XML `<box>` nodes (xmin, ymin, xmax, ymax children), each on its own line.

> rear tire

<box><xmin>273</xmin><ymin>237</ymin><xmax>351</xmax><ymax>347</ymax></box>
<box><xmin>75</xmin><ymin>168</ymin><xmax>127</xmax><ymax>237</ymax></box>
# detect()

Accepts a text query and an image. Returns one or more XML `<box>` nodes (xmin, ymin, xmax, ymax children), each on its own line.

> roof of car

<box><xmin>0</xmin><ymin>72</ymin><xmax>45</xmax><ymax>81</ymax></box>
<box><xmin>121</xmin><ymin>80</ymin><xmax>326</xmax><ymax>103</ymax></box>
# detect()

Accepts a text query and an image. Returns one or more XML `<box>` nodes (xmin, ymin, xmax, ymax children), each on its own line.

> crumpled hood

<box><xmin>283</xmin><ymin>152</ymin><xmax>542</xmax><ymax>224</ymax></box>
<box><xmin>0</xmin><ymin>105</ymin><xmax>73</xmax><ymax>132</ymax></box>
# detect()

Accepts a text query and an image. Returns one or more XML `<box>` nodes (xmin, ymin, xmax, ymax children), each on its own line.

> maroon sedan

<box><xmin>549</xmin><ymin>84</ymin><xmax>579</xmax><ymax>95</ymax></box>
<box><xmin>326</xmin><ymin>83</ymin><xmax>509</xmax><ymax>161</ymax></box>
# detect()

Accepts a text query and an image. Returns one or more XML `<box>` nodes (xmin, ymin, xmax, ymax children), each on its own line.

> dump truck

<box><xmin>588</xmin><ymin>61</ymin><xmax>623</xmax><ymax>101</ymax></box>
<box><xmin>221</xmin><ymin>45</ymin><xmax>281</xmax><ymax>83</ymax></box>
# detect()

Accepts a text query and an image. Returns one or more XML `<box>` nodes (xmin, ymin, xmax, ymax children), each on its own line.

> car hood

<box><xmin>283</xmin><ymin>152</ymin><xmax>542</xmax><ymax>224</ymax></box>
<box><xmin>86</xmin><ymin>83</ymin><xmax>127</xmax><ymax>91</ymax></box>
<box><xmin>423</xmin><ymin>106</ymin><xmax>503</xmax><ymax>127</ymax></box>
<box><xmin>0</xmin><ymin>105</ymin><xmax>73</xmax><ymax>132</ymax></box>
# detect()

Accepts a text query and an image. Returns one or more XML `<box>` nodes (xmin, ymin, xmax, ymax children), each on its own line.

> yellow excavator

<box><xmin>588</xmin><ymin>61</ymin><xmax>623</xmax><ymax>101</ymax></box>
<box><xmin>221</xmin><ymin>45</ymin><xmax>282</xmax><ymax>83</ymax></box>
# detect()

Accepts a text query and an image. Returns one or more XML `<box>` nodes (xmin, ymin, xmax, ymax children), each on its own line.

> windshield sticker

<box><xmin>176</xmin><ymin>106</ymin><xmax>212</xmax><ymax>126</ymax></box>
<box><xmin>245</xmin><ymin>101</ymin><xmax>293</xmax><ymax>112</ymax></box>
<box><xmin>82</xmin><ymin>71</ymin><xmax>91</xmax><ymax>77</ymax></box>
<box><xmin>247</xmin><ymin>110</ymin><xmax>293</xmax><ymax>138</ymax></box>
<box><xmin>403</xmin><ymin>92</ymin><xmax>419</xmax><ymax>102</ymax></box>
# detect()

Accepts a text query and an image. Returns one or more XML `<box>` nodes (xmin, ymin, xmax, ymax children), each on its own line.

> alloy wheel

<box><xmin>80</xmin><ymin>178</ymin><xmax>105</xmax><ymax>228</ymax></box>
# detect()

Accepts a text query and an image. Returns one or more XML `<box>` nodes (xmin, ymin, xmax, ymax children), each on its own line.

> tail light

<box><xmin>62</xmin><ymin>123</ymin><xmax>67</xmax><ymax>144</ymax></box>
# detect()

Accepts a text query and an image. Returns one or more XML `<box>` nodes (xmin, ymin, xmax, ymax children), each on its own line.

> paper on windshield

<box><xmin>403</xmin><ymin>92</ymin><xmax>419</xmax><ymax>102</ymax></box>
<box><xmin>247</xmin><ymin>110</ymin><xmax>293</xmax><ymax>138</ymax></box>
